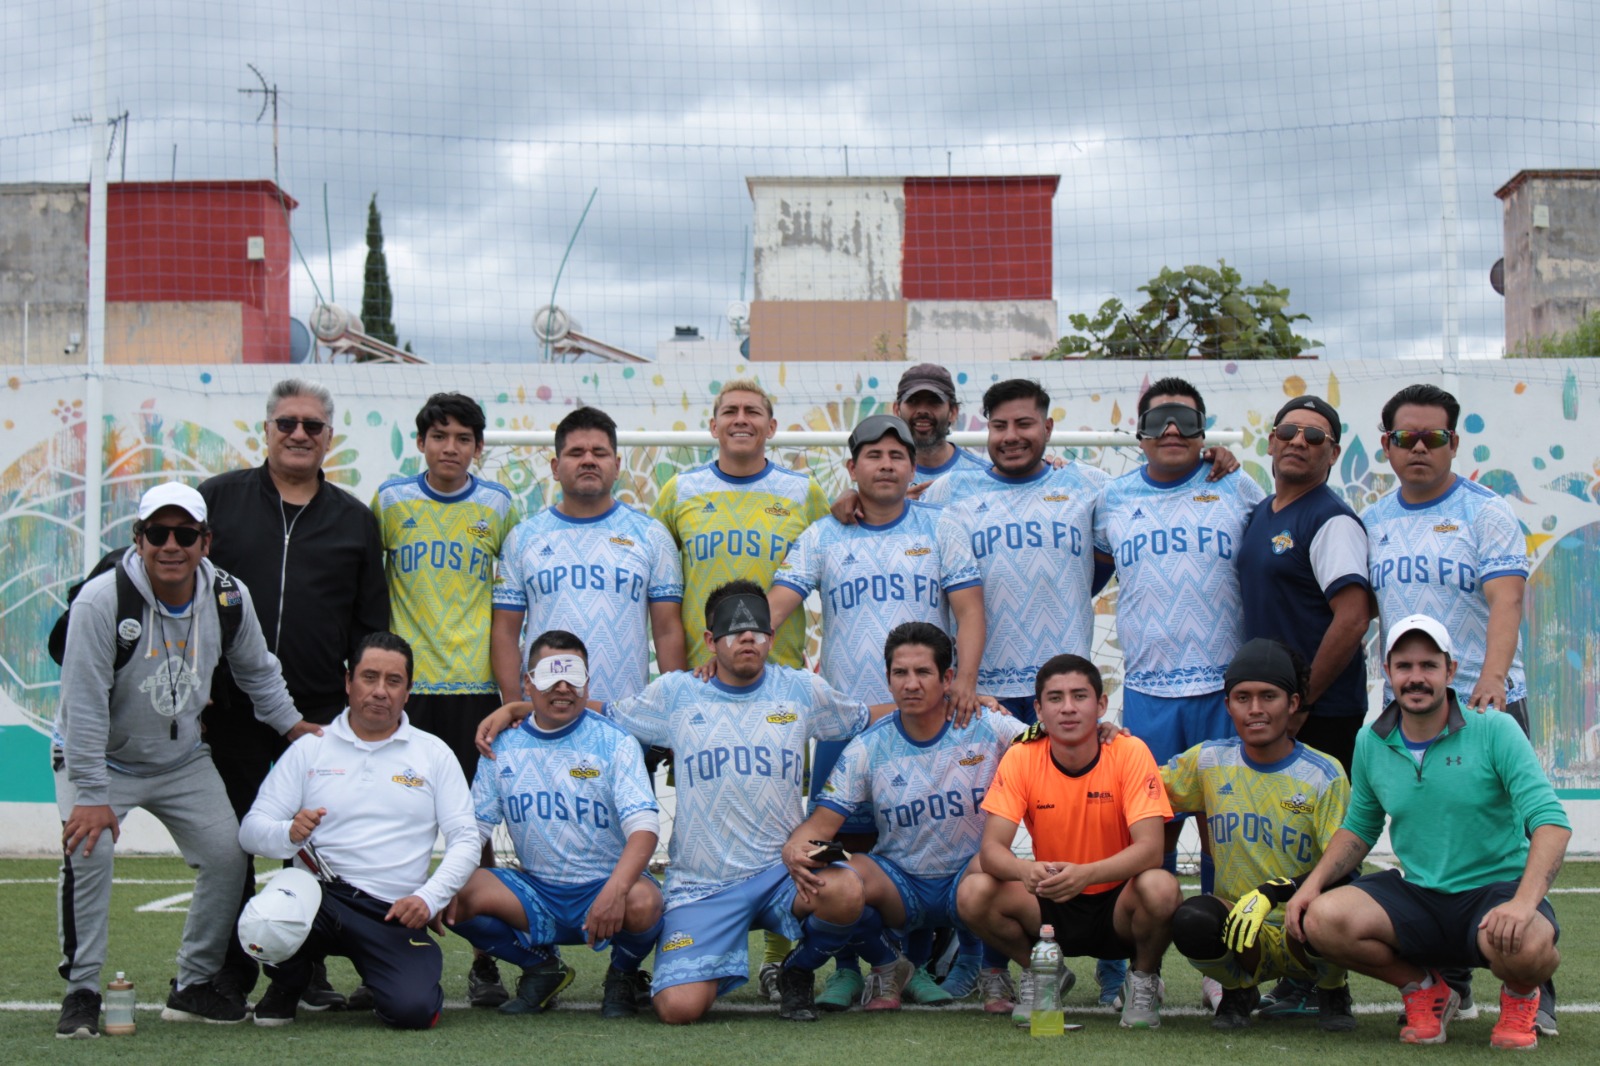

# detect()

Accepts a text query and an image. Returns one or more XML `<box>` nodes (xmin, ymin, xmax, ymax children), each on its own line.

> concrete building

<box><xmin>745</xmin><ymin>175</ymin><xmax>1060</xmax><ymax>362</ymax></box>
<box><xmin>1496</xmin><ymin>169</ymin><xmax>1600</xmax><ymax>354</ymax></box>
<box><xmin>1</xmin><ymin>180</ymin><xmax>298</xmax><ymax>365</ymax></box>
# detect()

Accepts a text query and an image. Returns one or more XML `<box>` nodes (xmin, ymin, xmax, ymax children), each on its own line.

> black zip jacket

<box><xmin>199</xmin><ymin>463</ymin><xmax>388</xmax><ymax>714</ymax></box>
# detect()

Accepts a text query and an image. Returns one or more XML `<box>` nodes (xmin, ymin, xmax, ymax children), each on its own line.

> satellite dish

<box><xmin>310</xmin><ymin>303</ymin><xmax>355</xmax><ymax>342</ymax></box>
<box><xmin>288</xmin><ymin>318</ymin><xmax>313</xmax><ymax>363</ymax></box>
<box><xmin>1490</xmin><ymin>258</ymin><xmax>1505</xmax><ymax>296</ymax></box>
<box><xmin>533</xmin><ymin>304</ymin><xmax>571</xmax><ymax>344</ymax></box>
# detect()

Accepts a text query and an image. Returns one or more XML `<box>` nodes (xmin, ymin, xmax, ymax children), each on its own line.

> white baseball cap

<box><xmin>1384</xmin><ymin>613</ymin><xmax>1453</xmax><ymax>659</ymax></box>
<box><xmin>137</xmin><ymin>482</ymin><xmax>208</xmax><ymax>523</ymax></box>
<box><xmin>237</xmin><ymin>868</ymin><xmax>322</xmax><ymax>964</ymax></box>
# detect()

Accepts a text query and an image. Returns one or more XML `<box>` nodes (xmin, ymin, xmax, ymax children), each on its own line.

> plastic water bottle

<box><xmin>105</xmin><ymin>972</ymin><xmax>136</xmax><ymax>1035</ymax></box>
<box><xmin>1028</xmin><ymin>925</ymin><xmax>1064</xmax><ymax>1037</ymax></box>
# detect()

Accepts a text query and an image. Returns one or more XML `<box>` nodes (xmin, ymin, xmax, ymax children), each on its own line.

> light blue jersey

<box><xmin>1364</xmin><ymin>476</ymin><xmax>1530</xmax><ymax>703</ymax></box>
<box><xmin>494</xmin><ymin>501</ymin><xmax>682</xmax><ymax>702</ymax></box>
<box><xmin>604</xmin><ymin>668</ymin><xmax>869</xmax><ymax>907</ymax></box>
<box><xmin>471</xmin><ymin>711</ymin><xmax>659</xmax><ymax>885</ymax></box>
<box><xmin>1094</xmin><ymin>461</ymin><xmax>1265</xmax><ymax>696</ymax></box>
<box><xmin>818</xmin><ymin>712</ymin><xmax>1028</xmax><ymax>877</ymax></box>
<box><xmin>928</xmin><ymin>463</ymin><xmax>1108</xmax><ymax>697</ymax></box>
<box><xmin>773</xmin><ymin>501</ymin><xmax>980</xmax><ymax>704</ymax></box>
<box><xmin>916</xmin><ymin>445</ymin><xmax>991</xmax><ymax>483</ymax></box>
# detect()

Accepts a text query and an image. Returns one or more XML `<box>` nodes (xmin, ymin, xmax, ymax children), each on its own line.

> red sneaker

<box><xmin>1490</xmin><ymin>986</ymin><xmax>1540</xmax><ymax>1051</ymax></box>
<box><xmin>1400</xmin><ymin>972</ymin><xmax>1460</xmax><ymax>1045</ymax></box>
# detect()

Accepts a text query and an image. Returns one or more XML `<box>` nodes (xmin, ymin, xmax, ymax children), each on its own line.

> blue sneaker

<box><xmin>1096</xmin><ymin>959</ymin><xmax>1127</xmax><ymax>1008</ymax></box>
<box><xmin>940</xmin><ymin>954</ymin><xmax>981</xmax><ymax>999</ymax></box>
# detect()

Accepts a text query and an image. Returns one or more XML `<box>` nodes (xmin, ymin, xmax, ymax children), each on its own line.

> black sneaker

<box><xmin>55</xmin><ymin>989</ymin><xmax>101</xmax><ymax>1039</ymax></box>
<box><xmin>628</xmin><ymin>969</ymin><xmax>653</xmax><ymax>1009</ymax></box>
<box><xmin>1317</xmin><ymin>983</ymin><xmax>1357</xmax><ymax>1033</ymax></box>
<box><xmin>161</xmin><ymin>978</ymin><xmax>248</xmax><ymax>1024</ymax></box>
<box><xmin>346</xmin><ymin>983</ymin><xmax>375</xmax><ymax>1011</ymax></box>
<box><xmin>777</xmin><ymin>965</ymin><xmax>818</xmax><ymax>1022</ymax></box>
<box><xmin>1256</xmin><ymin>976</ymin><xmax>1317</xmax><ymax>1020</ymax></box>
<box><xmin>467</xmin><ymin>955</ymin><xmax>509</xmax><ymax>1008</ymax></box>
<box><xmin>253</xmin><ymin>981</ymin><xmax>299</xmax><ymax>1027</ymax></box>
<box><xmin>1211</xmin><ymin>985</ymin><xmax>1259</xmax><ymax>1030</ymax></box>
<box><xmin>601</xmin><ymin>966</ymin><xmax>642</xmax><ymax>1019</ymax></box>
<box><xmin>499</xmin><ymin>958</ymin><xmax>575</xmax><ymax>1015</ymax></box>
<box><xmin>298</xmin><ymin>960</ymin><xmax>346</xmax><ymax>1012</ymax></box>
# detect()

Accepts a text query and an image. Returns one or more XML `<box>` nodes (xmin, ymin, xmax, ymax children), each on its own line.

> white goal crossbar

<box><xmin>485</xmin><ymin>430</ymin><xmax>1246</xmax><ymax>448</ymax></box>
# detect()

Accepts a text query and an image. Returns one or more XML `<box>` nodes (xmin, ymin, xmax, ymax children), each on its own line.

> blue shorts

<box><xmin>1122</xmin><ymin>689</ymin><xmax>1230</xmax><ymax>764</ymax></box>
<box><xmin>811</xmin><ymin>739</ymin><xmax>877</xmax><ymax>835</ymax></box>
<box><xmin>997</xmin><ymin>695</ymin><xmax>1037</xmax><ymax>726</ymax></box>
<box><xmin>867</xmin><ymin>855</ymin><xmax>966</xmax><ymax>933</ymax></box>
<box><xmin>1351</xmin><ymin>869</ymin><xmax>1561</xmax><ymax>970</ymax></box>
<box><xmin>490</xmin><ymin>868</ymin><xmax>658</xmax><ymax>954</ymax></box>
<box><xmin>653</xmin><ymin>864</ymin><xmax>802</xmax><ymax>994</ymax></box>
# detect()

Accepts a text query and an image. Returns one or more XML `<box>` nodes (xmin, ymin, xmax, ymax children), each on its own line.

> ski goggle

<box><xmin>526</xmin><ymin>654</ymin><xmax>588</xmax><ymax>692</ymax></box>
<box><xmin>1384</xmin><ymin>428</ymin><xmax>1453</xmax><ymax>450</ymax></box>
<box><xmin>1272</xmin><ymin>423</ymin><xmax>1331</xmax><ymax>445</ymax></box>
<box><xmin>142</xmin><ymin>524</ymin><xmax>204</xmax><ymax>548</ymax></box>
<box><xmin>1136</xmin><ymin>403</ymin><xmax>1206</xmax><ymax>440</ymax></box>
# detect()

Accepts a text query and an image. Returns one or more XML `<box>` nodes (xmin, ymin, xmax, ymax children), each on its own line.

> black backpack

<box><xmin>48</xmin><ymin>549</ymin><xmax>245</xmax><ymax>671</ymax></box>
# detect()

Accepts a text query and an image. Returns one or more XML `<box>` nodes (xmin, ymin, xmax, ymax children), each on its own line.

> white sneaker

<box><xmin>1201</xmin><ymin>976</ymin><xmax>1224</xmax><ymax>1012</ymax></box>
<box><xmin>758</xmin><ymin>962</ymin><xmax>782</xmax><ymax>1004</ymax></box>
<box><xmin>978</xmin><ymin>967</ymin><xmax>1016</xmax><ymax>1015</ymax></box>
<box><xmin>1011</xmin><ymin>970</ymin><xmax>1037</xmax><ymax>1028</ymax></box>
<box><xmin>1119</xmin><ymin>970</ymin><xmax>1165</xmax><ymax>1029</ymax></box>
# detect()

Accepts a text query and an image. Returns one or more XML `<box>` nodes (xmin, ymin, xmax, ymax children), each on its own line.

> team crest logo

<box><xmin>1041</xmin><ymin>493</ymin><xmax>1072</xmax><ymax>502</ymax></box>
<box><xmin>1192</xmin><ymin>492</ymin><xmax>1220</xmax><ymax>503</ymax></box>
<box><xmin>139</xmin><ymin>663</ymin><xmax>200</xmax><ymax>717</ymax></box>
<box><xmin>764</xmin><ymin>504</ymin><xmax>791</xmax><ymax>517</ymax></box>
<box><xmin>609</xmin><ymin>535</ymin><xmax>636</xmax><ymax>547</ymax></box>
<box><xmin>766</xmin><ymin>711</ymin><xmax>799</xmax><ymax>725</ymax></box>
<box><xmin>569</xmin><ymin>761</ymin><xmax>601</xmax><ymax>780</ymax></box>
<box><xmin>1271</xmin><ymin>530</ymin><xmax>1294</xmax><ymax>554</ymax></box>
<box><xmin>391</xmin><ymin>769</ymin><xmax>426</xmax><ymax>788</ymax></box>
<box><xmin>1280</xmin><ymin>792</ymin><xmax>1314</xmax><ymax>815</ymax></box>
<box><xmin>1433</xmin><ymin>522</ymin><xmax>1460</xmax><ymax>534</ymax></box>
<box><xmin>467</xmin><ymin>519</ymin><xmax>491</xmax><ymax>539</ymax></box>
<box><xmin>957</xmin><ymin>751</ymin><xmax>986</xmax><ymax>767</ymax></box>
<box><xmin>904</xmin><ymin>545</ymin><xmax>932</xmax><ymax>557</ymax></box>
<box><xmin>662</xmin><ymin>932</ymin><xmax>695</xmax><ymax>951</ymax></box>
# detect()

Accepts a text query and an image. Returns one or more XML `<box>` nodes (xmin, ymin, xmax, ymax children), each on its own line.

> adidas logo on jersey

<box><xmin>401</xmin><ymin>517</ymin><xmax>418</xmax><ymax>529</ymax></box>
<box><xmin>890</xmin><ymin>774</ymin><xmax>907</xmax><ymax>787</ymax></box>
<box><xmin>500</xmin><ymin>763</ymin><xmax>515</xmax><ymax>777</ymax></box>
<box><xmin>1130</xmin><ymin>508</ymin><xmax>1145</xmax><ymax>519</ymax></box>
<box><xmin>1216</xmin><ymin>782</ymin><xmax>1233</xmax><ymax>795</ymax></box>
<box><xmin>690</xmin><ymin>712</ymin><xmax>707</xmax><ymax>725</ymax></box>
<box><xmin>974</xmin><ymin>501</ymin><xmax>989</xmax><ymax>514</ymax></box>
<box><xmin>701</xmin><ymin>501</ymin><xmax>717</xmax><ymax>513</ymax></box>
<box><xmin>1379</xmin><ymin>533</ymin><xmax>1390</xmax><ymax>545</ymax></box>
<box><xmin>539</xmin><ymin>544</ymin><xmax>555</xmax><ymax>556</ymax></box>
<box><xmin>842</xmin><ymin>552</ymin><xmax>858</xmax><ymax>566</ymax></box>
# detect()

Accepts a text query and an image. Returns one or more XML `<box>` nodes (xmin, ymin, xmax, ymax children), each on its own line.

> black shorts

<box><xmin>1352</xmin><ymin>869</ymin><xmax>1560</xmax><ymax>969</ymax></box>
<box><xmin>404</xmin><ymin>691</ymin><xmax>503</xmax><ymax>784</ymax></box>
<box><xmin>1039</xmin><ymin>881</ymin><xmax>1135</xmax><ymax>961</ymax></box>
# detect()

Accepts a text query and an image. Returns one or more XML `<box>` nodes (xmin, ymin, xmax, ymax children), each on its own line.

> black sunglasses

<box><xmin>272</xmin><ymin>417</ymin><xmax>329</xmax><ymax>436</ymax></box>
<box><xmin>142</xmin><ymin>524</ymin><xmax>203</xmax><ymax>548</ymax></box>
<box><xmin>1385</xmin><ymin>428</ymin><xmax>1453</xmax><ymax>450</ymax></box>
<box><xmin>1272</xmin><ymin>423</ymin><xmax>1331</xmax><ymax>445</ymax></box>
<box><xmin>1137</xmin><ymin>403</ymin><xmax>1206</xmax><ymax>440</ymax></box>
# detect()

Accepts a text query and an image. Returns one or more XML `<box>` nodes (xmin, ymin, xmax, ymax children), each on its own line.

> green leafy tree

<box><xmin>1049</xmin><ymin>260</ymin><xmax>1320</xmax><ymax>360</ymax></box>
<box><xmin>1508</xmin><ymin>309</ymin><xmax>1600</xmax><ymax>357</ymax></box>
<box><xmin>361</xmin><ymin>193</ymin><xmax>399</xmax><ymax>347</ymax></box>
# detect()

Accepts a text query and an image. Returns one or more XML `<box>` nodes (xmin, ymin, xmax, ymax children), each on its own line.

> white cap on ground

<box><xmin>237</xmin><ymin>868</ymin><xmax>322</xmax><ymax>964</ymax></box>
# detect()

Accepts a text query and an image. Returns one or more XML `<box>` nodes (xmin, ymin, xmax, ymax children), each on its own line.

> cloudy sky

<box><xmin>5</xmin><ymin>0</ymin><xmax>1596</xmax><ymax>361</ymax></box>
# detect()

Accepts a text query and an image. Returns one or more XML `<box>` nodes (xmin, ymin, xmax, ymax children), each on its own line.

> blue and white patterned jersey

<box><xmin>604</xmin><ymin>667</ymin><xmax>869</xmax><ymax>906</ymax></box>
<box><xmin>916</xmin><ymin>446</ymin><xmax>991</xmax><ymax>484</ymax></box>
<box><xmin>471</xmin><ymin>711</ymin><xmax>659</xmax><ymax>885</ymax></box>
<box><xmin>1364</xmin><ymin>477</ymin><xmax>1530</xmax><ymax>703</ymax></box>
<box><xmin>817</xmin><ymin>712</ymin><xmax>1028</xmax><ymax>877</ymax></box>
<box><xmin>494</xmin><ymin>501</ymin><xmax>683</xmax><ymax>702</ymax></box>
<box><xmin>1094</xmin><ymin>462</ymin><xmax>1265</xmax><ymax>696</ymax></box>
<box><xmin>929</xmin><ymin>463</ymin><xmax>1108</xmax><ymax>698</ymax></box>
<box><xmin>773</xmin><ymin>501</ymin><xmax>981</xmax><ymax>703</ymax></box>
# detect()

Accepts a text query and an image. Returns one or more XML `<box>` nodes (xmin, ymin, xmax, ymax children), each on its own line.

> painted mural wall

<box><xmin>2</xmin><ymin>358</ymin><xmax>1596</xmax><ymax>840</ymax></box>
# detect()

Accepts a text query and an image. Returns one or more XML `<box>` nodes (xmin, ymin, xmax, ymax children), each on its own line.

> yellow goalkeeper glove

<box><xmin>1223</xmin><ymin>876</ymin><xmax>1297</xmax><ymax>952</ymax></box>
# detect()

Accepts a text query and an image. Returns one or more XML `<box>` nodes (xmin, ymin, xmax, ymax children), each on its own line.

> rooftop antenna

<box><xmin>239</xmin><ymin>63</ymin><xmax>280</xmax><ymax>186</ymax></box>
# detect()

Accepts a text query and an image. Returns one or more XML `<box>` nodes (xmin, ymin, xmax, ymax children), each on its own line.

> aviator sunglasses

<box><xmin>1272</xmin><ymin>423</ymin><xmax>1331</xmax><ymax>445</ymax></box>
<box><xmin>1384</xmin><ymin>428</ymin><xmax>1453</xmax><ymax>450</ymax></box>
<box><xmin>141</xmin><ymin>524</ymin><xmax>203</xmax><ymax>548</ymax></box>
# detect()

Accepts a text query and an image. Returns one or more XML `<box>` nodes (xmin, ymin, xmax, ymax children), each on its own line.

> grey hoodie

<box><xmin>55</xmin><ymin>548</ymin><xmax>302</xmax><ymax>806</ymax></box>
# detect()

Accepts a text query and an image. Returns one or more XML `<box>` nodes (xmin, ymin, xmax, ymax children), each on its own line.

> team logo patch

<box><xmin>904</xmin><ymin>545</ymin><xmax>932</xmax><ymax>557</ymax></box>
<box><xmin>1433</xmin><ymin>522</ymin><xmax>1460</xmax><ymax>534</ymax></box>
<box><xmin>1271</xmin><ymin>530</ymin><xmax>1294</xmax><ymax>554</ymax></box>
<box><xmin>662</xmin><ymin>931</ymin><xmax>695</xmax><ymax>951</ymax></box>
<box><xmin>1280</xmin><ymin>792</ymin><xmax>1314</xmax><ymax>815</ymax></box>
<box><xmin>117</xmin><ymin>618</ymin><xmax>143</xmax><ymax>642</ymax></box>
<box><xmin>1145</xmin><ymin>774</ymin><xmax>1160</xmax><ymax>797</ymax></box>
<box><xmin>391</xmin><ymin>770</ymin><xmax>426</xmax><ymax>788</ymax></box>
<box><xmin>765</xmin><ymin>711</ymin><xmax>799</xmax><ymax>725</ymax></box>
<box><xmin>957</xmin><ymin>751</ymin><xmax>986</xmax><ymax>767</ymax></box>
<box><xmin>1191</xmin><ymin>492</ymin><xmax>1220</xmax><ymax>503</ymax></box>
<box><xmin>1041</xmin><ymin>493</ymin><xmax>1072</xmax><ymax>502</ymax></box>
<box><xmin>1086</xmin><ymin>790</ymin><xmax>1115</xmax><ymax>804</ymax></box>
<box><xmin>467</xmin><ymin>519</ymin><xmax>491</xmax><ymax>539</ymax></box>
<box><xmin>764</xmin><ymin>504</ymin><xmax>791</xmax><ymax>517</ymax></box>
<box><xmin>569</xmin><ymin>762</ymin><xmax>601</xmax><ymax>780</ymax></box>
<box><xmin>217</xmin><ymin>587</ymin><xmax>242</xmax><ymax>608</ymax></box>
<box><xmin>609</xmin><ymin>535</ymin><xmax>636</xmax><ymax>546</ymax></box>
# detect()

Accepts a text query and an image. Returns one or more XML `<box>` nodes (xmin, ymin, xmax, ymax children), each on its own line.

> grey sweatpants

<box><xmin>55</xmin><ymin>754</ymin><xmax>247</xmax><ymax>993</ymax></box>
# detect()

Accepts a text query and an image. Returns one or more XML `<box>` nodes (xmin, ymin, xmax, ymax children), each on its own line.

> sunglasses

<box><xmin>1272</xmin><ymin>423</ymin><xmax>1331</xmax><ymax>445</ymax></box>
<box><xmin>1385</xmin><ymin>428</ymin><xmax>1453</xmax><ymax>450</ymax></box>
<box><xmin>142</xmin><ymin>524</ymin><xmax>203</xmax><ymax>548</ymax></box>
<box><xmin>271</xmin><ymin>417</ymin><xmax>329</xmax><ymax>436</ymax></box>
<box><xmin>1137</xmin><ymin>403</ymin><xmax>1206</xmax><ymax>440</ymax></box>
